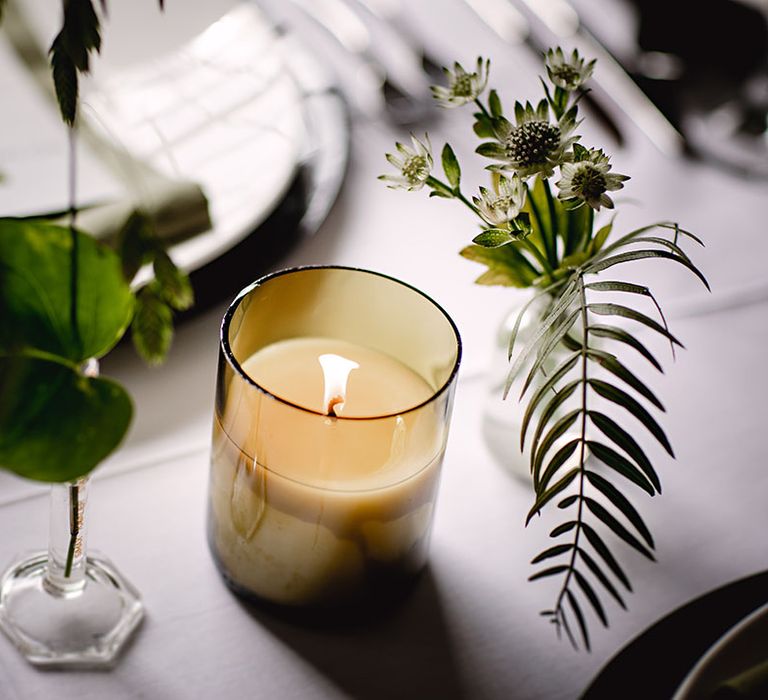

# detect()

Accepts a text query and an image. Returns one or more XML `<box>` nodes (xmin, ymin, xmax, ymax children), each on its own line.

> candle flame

<box><xmin>318</xmin><ymin>353</ymin><xmax>359</xmax><ymax>416</ymax></box>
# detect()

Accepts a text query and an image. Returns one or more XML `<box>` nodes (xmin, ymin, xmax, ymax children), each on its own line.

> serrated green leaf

<box><xmin>584</xmin><ymin>498</ymin><xmax>655</xmax><ymax>560</ymax></box>
<box><xmin>585</xmin><ymin>348</ymin><xmax>664</xmax><ymax>410</ymax></box>
<box><xmin>550</xmin><ymin>521</ymin><xmax>578</xmax><ymax>537</ymax></box>
<box><xmin>531</xmin><ymin>544</ymin><xmax>573</xmax><ymax>564</ymax></box>
<box><xmin>582</xmin><ymin>523</ymin><xmax>632</xmax><ymax>591</ymax></box>
<box><xmin>588</xmin><ymin>303</ymin><xmax>683</xmax><ymax>348</ymax></box>
<box><xmin>588</xmin><ymin>411</ymin><xmax>661</xmax><ymax>492</ymax></box>
<box><xmin>528</xmin><ymin>564</ymin><xmax>569</xmax><ymax>581</ymax></box>
<box><xmin>526</xmin><ymin>468</ymin><xmax>579</xmax><ymax>524</ymax></box>
<box><xmin>537</xmin><ymin>439</ymin><xmax>580</xmax><ymax>494</ymax></box>
<box><xmin>441</xmin><ymin>143</ymin><xmax>461</xmax><ymax>189</ymax></box>
<box><xmin>574</xmin><ymin>569</ymin><xmax>608</xmax><ymax>627</ymax></box>
<box><xmin>0</xmin><ymin>219</ymin><xmax>134</xmax><ymax>362</ymax></box>
<box><xmin>589</xmin><ymin>379</ymin><xmax>674</xmax><ymax>456</ymax></box>
<box><xmin>61</xmin><ymin>0</ymin><xmax>101</xmax><ymax>71</ymax></box>
<box><xmin>132</xmin><ymin>285</ymin><xmax>173</xmax><ymax>365</ymax></box>
<box><xmin>586</xmin><ymin>470</ymin><xmax>654</xmax><ymax>547</ymax></box>
<box><xmin>532</xmin><ymin>410</ymin><xmax>580</xmax><ymax>487</ymax></box>
<box><xmin>566</xmin><ymin>589</ymin><xmax>590</xmax><ymax>651</ymax></box>
<box><xmin>585</xmin><ymin>441</ymin><xmax>655</xmax><ymax>495</ymax></box>
<box><xmin>587</xmin><ymin>325</ymin><xmax>662</xmax><ymax>372</ymax></box>
<box><xmin>578</xmin><ymin>548</ymin><xmax>626</xmax><ymax>609</ymax></box>
<box><xmin>0</xmin><ymin>354</ymin><xmax>132</xmax><ymax>482</ymax></box>
<box><xmin>472</xmin><ymin>229</ymin><xmax>516</xmax><ymax>248</ymax></box>
<box><xmin>154</xmin><ymin>248</ymin><xmax>194</xmax><ymax>311</ymax></box>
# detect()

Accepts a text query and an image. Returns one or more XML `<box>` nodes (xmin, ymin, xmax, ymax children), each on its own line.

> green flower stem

<box><xmin>522</xmin><ymin>238</ymin><xmax>555</xmax><ymax>280</ymax></box>
<box><xmin>585</xmin><ymin>206</ymin><xmax>594</xmax><ymax>245</ymax></box>
<box><xmin>542</xmin><ymin>178</ymin><xmax>561</xmax><ymax>269</ymax></box>
<box><xmin>474</xmin><ymin>98</ymin><xmax>492</xmax><ymax>121</ymax></box>
<box><xmin>426</xmin><ymin>176</ymin><xmax>479</xmax><ymax>215</ymax></box>
<box><xmin>64</xmin><ymin>482</ymin><xmax>80</xmax><ymax>578</ymax></box>
<box><xmin>68</xmin><ymin>126</ymin><xmax>82</xmax><ymax>358</ymax></box>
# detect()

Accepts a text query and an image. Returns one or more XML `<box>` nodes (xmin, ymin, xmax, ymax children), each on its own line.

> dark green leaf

<box><xmin>656</xmin><ymin>222</ymin><xmax>705</xmax><ymax>246</ymax></box>
<box><xmin>117</xmin><ymin>210</ymin><xmax>155</xmax><ymax>281</ymax></box>
<box><xmin>550</xmin><ymin>521</ymin><xmax>578</xmax><ymax>537</ymax></box>
<box><xmin>49</xmin><ymin>35</ymin><xmax>78</xmax><ymax>126</ymax></box>
<box><xmin>153</xmin><ymin>249</ymin><xmax>194</xmax><ymax>311</ymax></box>
<box><xmin>574</xmin><ymin>569</ymin><xmax>608</xmax><ymax>627</ymax></box>
<box><xmin>585</xmin><ymin>348</ymin><xmax>664</xmax><ymax>410</ymax></box>
<box><xmin>526</xmin><ymin>468</ymin><xmax>579</xmax><ymax>525</ymax></box>
<box><xmin>476</xmin><ymin>142</ymin><xmax>506</xmax><ymax>159</ymax></box>
<box><xmin>441</xmin><ymin>143</ymin><xmax>461</xmax><ymax>189</ymax></box>
<box><xmin>531</xmin><ymin>544</ymin><xmax>572</xmax><ymax>564</ymax></box>
<box><xmin>587</xmin><ymin>303</ymin><xmax>683</xmax><ymax>348</ymax></box>
<box><xmin>586</xmin><ymin>470</ymin><xmax>654</xmax><ymax>547</ymax></box>
<box><xmin>519</xmin><ymin>353</ymin><xmax>579</xmax><ymax>440</ymax></box>
<box><xmin>460</xmin><ymin>244</ymin><xmax>539</xmax><ymax>288</ymax></box>
<box><xmin>0</xmin><ymin>354</ymin><xmax>132</xmax><ymax>482</ymax></box>
<box><xmin>582</xmin><ymin>523</ymin><xmax>632</xmax><ymax>591</ymax></box>
<box><xmin>132</xmin><ymin>285</ymin><xmax>173</xmax><ymax>365</ymax></box>
<box><xmin>0</xmin><ymin>219</ymin><xmax>134</xmax><ymax>362</ymax></box>
<box><xmin>585</xmin><ymin>441</ymin><xmax>655</xmax><ymax>495</ymax></box>
<box><xmin>585</xmin><ymin>249</ymin><xmax>710</xmax><ymax>291</ymax></box>
<box><xmin>520</xmin><ymin>308</ymin><xmax>580</xmax><ymax>397</ymax></box>
<box><xmin>558</xmin><ymin>495</ymin><xmax>579</xmax><ymax>509</ymax></box>
<box><xmin>528</xmin><ymin>565</ymin><xmax>568</xmax><ymax>581</ymax></box>
<box><xmin>532</xmin><ymin>410</ymin><xmax>580</xmax><ymax>487</ymax></box>
<box><xmin>524</xmin><ymin>379</ymin><xmax>579</xmax><ymax>451</ymax></box>
<box><xmin>585</xmin><ymin>280</ymin><xmax>650</xmax><ymax>295</ymax></box>
<box><xmin>61</xmin><ymin>0</ymin><xmax>101</xmax><ymax>71</ymax></box>
<box><xmin>537</xmin><ymin>439</ymin><xmax>580</xmax><ymax>494</ymax></box>
<box><xmin>588</xmin><ymin>411</ymin><xmax>661</xmax><ymax>492</ymax></box>
<box><xmin>589</xmin><ymin>379</ymin><xmax>674</xmax><ymax>456</ymax></box>
<box><xmin>588</xmin><ymin>220</ymin><xmax>613</xmax><ymax>254</ymax></box>
<box><xmin>558</xmin><ymin>605</ymin><xmax>578</xmax><ymax>649</ymax></box>
<box><xmin>587</xmin><ymin>325</ymin><xmax>662</xmax><ymax>372</ymax></box>
<box><xmin>489</xmin><ymin>89</ymin><xmax>502</xmax><ymax>117</ymax></box>
<box><xmin>578</xmin><ymin>547</ymin><xmax>626</xmax><ymax>609</ymax></box>
<box><xmin>472</xmin><ymin>229</ymin><xmax>516</xmax><ymax>248</ymax></box>
<box><xmin>508</xmin><ymin>278</ymin><xmax>574</xmax><ymax>360</ymax></box>
<box><xmin>584</xmin><ymin>498</ymin><xmax>655</xmax><ymax>560</ymax></box>
<box><xmin>566</xmin><ymin>589</ymin><xmax>590</xmax><ymax>651</ymax></box>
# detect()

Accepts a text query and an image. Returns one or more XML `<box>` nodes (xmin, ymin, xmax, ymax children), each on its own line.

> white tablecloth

<box><xmin>2</xmin><ymin>1</ymin><xmax>768</xmax><ymax>698</ymax></box>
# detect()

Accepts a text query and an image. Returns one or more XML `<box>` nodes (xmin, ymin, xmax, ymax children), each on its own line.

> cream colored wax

<box><xmin>209</xmin><ymin>337</ymin><xmax>447</xmax><ymax>606</ymax></box>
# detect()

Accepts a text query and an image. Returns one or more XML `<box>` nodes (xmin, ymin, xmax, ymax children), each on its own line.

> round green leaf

<box><xmin>0</xmin><ymin>218</ymin><xmax>134</xmax><ymax>362</ymax></box>
<box><xmin>0</xmin><ymin>354</ymin><xmax>133</xmax><ymax>482</ymax></box>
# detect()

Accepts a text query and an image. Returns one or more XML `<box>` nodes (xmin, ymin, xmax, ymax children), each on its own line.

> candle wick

<box><xmin>327</xmin><ymin>395</ymin><xmax>345</xmax><ymax>417</ymax></box>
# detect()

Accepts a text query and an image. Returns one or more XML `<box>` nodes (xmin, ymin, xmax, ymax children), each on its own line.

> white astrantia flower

<box><xmin>378</xmin><ymin>134</ymin><xmax>433</xmax><ymax>191</ymax></box>
<box><xmin>556</xmin><ymin>148</ymin><xmax>629</xmax><ymax>210</ymax></box>
<box><xmin>431</xmin><ymin>58</ymin><xmax>489</xmax><ymax>108</ymax></box>
<box><xmin>473</xmin><ymin>173</ymin><xmax>527</xmax><ymax>227</ymax></box>
<box><xmin>478</xmin><ymin>100</ymin><xmax>580</xmax><ymax>179</ymax></box>
<box><xmin>545</xmin><ymin>47</ymin><xmax>595</xmax><ymax>91</ymax></box>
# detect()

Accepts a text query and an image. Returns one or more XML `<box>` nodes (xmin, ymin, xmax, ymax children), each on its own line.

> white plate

<box><xmin>673</xmin><ymin>599</ymin><xmax>768</xmax><ymax>699</ymax></box>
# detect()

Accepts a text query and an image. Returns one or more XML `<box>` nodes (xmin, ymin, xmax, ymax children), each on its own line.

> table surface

<box><xmin>2</xmin><ymin>1</ymin><xmax>768</xmax><ymax>699</ymax></box>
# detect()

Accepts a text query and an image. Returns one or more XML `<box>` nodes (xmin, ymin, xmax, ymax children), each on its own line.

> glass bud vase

<box><xmin>0</xmin><ymin>364</ymin><xmax>143</xmax><ymax>667</ymax></box>
<box><xmin>482</xmin><ymin>291</ymin><xmax>581</xmax><ymax>484</ymax></box>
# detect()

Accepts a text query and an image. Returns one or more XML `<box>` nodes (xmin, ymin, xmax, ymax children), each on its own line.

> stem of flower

<box><xmin>522</xmin><ymin>238</ymin><xmax>554</xmax><ymax>279</ymax></box>
<box><xmin>474</xmin><ymin>98</ymin><xmax>492</xmax><ymax>121</ymax></box>
<box><xmin>427</xmin><ymin>176</ymin><xmax>479</xmax><ymax>215</ymax></box>
<box><xmin>64</xmin><ymin>482</ymin><xmax>80</xmax><ymax>578</ymax></box>
<box><xmin>542</xmin><ymin>178</ymin><xmax>560</xmax><ymax>269</ymax></box>
<box><xmin>68</xmin><ymin>126</ymin><xmax>82</xmax><ymax>358</ymax></box>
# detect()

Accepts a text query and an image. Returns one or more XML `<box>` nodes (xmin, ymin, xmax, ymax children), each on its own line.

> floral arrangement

<box><xmin>0</xmin><ymin>1</ymin><xmax>184</xmax><ymax>484</ymax></box>
<box><xmin>381</xmin><ymin>48</ymin><xmax>708</xmax><ymax>648</ymax></box>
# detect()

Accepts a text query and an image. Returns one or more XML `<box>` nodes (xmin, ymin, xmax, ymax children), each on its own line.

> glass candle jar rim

<box><xmin>220</xmin><ymin>265</ymin><xmax>462</xmax><ymax>421</ymax></box>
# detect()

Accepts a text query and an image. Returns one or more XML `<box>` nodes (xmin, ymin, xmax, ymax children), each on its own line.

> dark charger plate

<box><xmin>582</xmin><ymin>570</ymin><xmax>768</xmax><ymax>699</ymax></box>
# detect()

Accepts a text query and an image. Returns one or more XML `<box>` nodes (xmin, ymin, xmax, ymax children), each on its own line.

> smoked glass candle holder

<box><xmin>207</xmin><ymin>266</ymin><xmax>461</xmax><ymax>609</ymax></box>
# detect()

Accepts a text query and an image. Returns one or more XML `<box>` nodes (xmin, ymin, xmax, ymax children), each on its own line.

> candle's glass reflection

<box><xmin>208</xmin><ymin>267</ymin><xmax>461</xmax><ymax>610</ymax></box>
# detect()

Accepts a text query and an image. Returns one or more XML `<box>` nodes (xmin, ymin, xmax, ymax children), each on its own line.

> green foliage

<box><xmin>0</xmin><ymin>353</ymin><xmax>132</xmax><ymax>482</ymax></box>
<box><xmin>132</xmin><ymin>284</ymin><xmax>174</xmax><ymax>365</ymax></box>
<box><xmin>0</xmin><ymin>219</ymin><xmax>133</xmax><ymax>362</ymax></box>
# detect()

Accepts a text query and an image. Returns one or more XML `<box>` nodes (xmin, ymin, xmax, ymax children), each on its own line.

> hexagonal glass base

<box><xmin>0</xmin><ymin>551</ymin><xmax>144</xmax><ymax>668</ymax></box>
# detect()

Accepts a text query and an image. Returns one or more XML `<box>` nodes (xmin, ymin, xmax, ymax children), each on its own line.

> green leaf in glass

<box><xmin>0</xmin><ymin>354</ymin><xmax>133</xmax><ymax>482</ymax></box>
<box><xmin>0</xmin><ymin>219</ymin><xmax>134</xmax><ymax>362</ymax></box>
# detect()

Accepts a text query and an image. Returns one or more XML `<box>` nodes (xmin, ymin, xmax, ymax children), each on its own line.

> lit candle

<box><xmin>207</xmin><ymin>267</ymin><xmax>461</xmax><ymax>608</ymax></box>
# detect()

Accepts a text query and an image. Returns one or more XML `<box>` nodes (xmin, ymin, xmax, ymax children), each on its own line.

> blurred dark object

<box><xmin>627</xmin><ymin>0</ymin><xmax>768</xmax><ymax>175</ymax></box>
